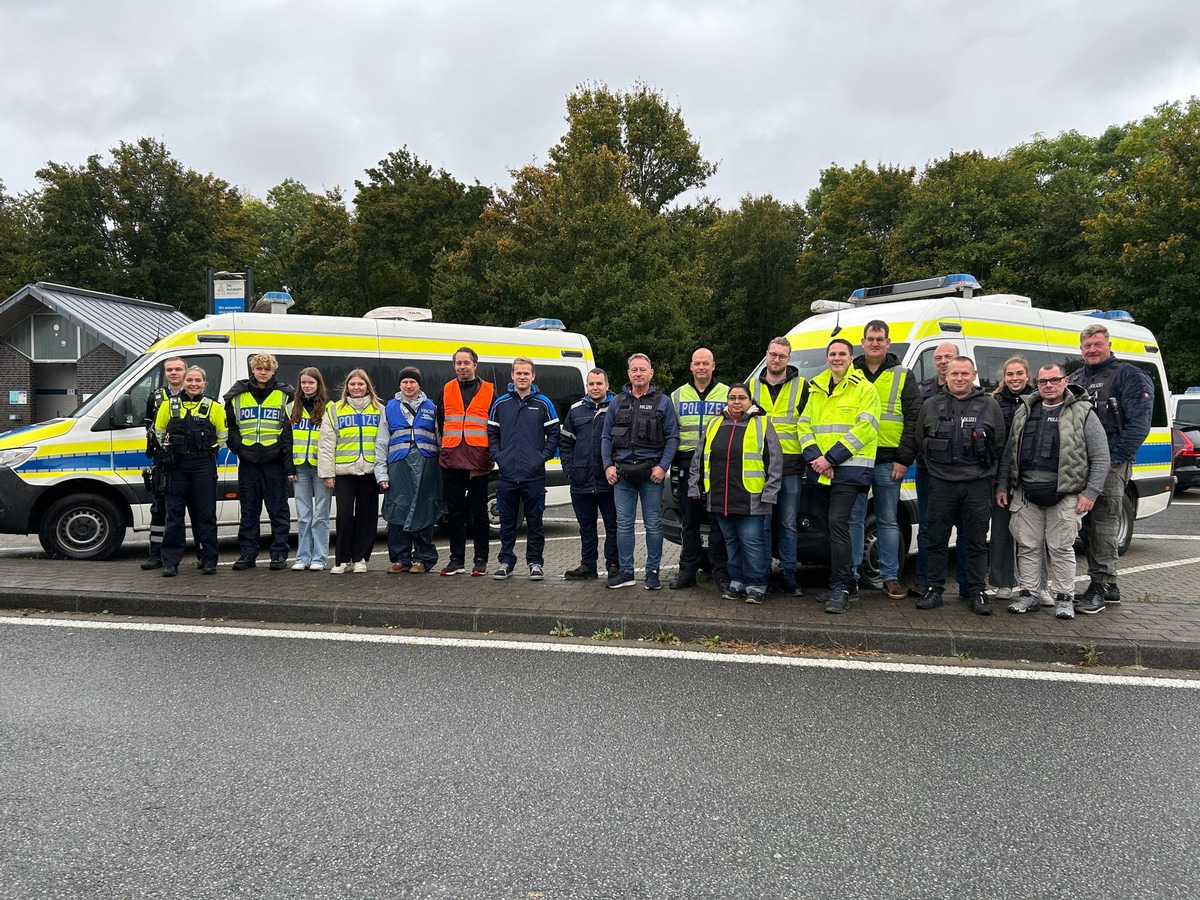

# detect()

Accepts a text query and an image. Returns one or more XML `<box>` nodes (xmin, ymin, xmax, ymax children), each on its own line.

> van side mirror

<box><xmin>109</xmin><ymin>395</ymin><xmax>136</xmax><ymax>428</ymax></box>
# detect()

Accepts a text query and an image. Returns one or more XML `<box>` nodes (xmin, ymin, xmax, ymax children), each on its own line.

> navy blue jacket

<box><xmin>1070</xmin><ymin>355</ymin><xmax>1154</xmax><ymax>465</ymax></box>
<box><xmin>560</xmin><ymin>392</ymin><xmax>615</xmax><ymax>494</ymax></box>
<box><xmin>487</xmin><ymin>382</ymin><xmax>561</xmax><ymax>483</ymax></box>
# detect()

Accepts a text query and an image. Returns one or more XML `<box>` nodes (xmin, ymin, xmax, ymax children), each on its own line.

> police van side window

<box><xmin>103</xmin><ymin>354</ymin><xmax>224</xmax><ymax>430</ymax></box>
<box><xmin>975</xmin><ymin>345</ymin><xmax>1055</xmax><ymax>392</ymax></box>
<box><xmin>275</xmin><ymin>355</ymin><xmax>459</xmax><ymax>404</ymax></box>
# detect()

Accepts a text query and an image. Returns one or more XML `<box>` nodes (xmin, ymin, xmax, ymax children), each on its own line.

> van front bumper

<box><xmin>0</xmin><ymin>467</ymin><xmax>39</xmax><ymax>533</ymax></box>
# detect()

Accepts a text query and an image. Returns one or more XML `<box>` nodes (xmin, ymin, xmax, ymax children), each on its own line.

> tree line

<box><xmin>1</xmin><ymin>84</ymin><xmax>1197</xmax><ymax>390</ymax></box>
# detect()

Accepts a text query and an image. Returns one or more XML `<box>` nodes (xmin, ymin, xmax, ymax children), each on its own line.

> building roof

<box><xmin>0</xmin><ymin>282</ymin><xmax>192</xmax><ymax>363</ymax></box>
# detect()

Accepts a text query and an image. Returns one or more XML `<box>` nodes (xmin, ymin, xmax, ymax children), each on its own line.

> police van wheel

<box><xmin>859</xmin><ymin>513</ymin><xmax>884</xmax><ymax>590</ymax></box>
<box><xmin>1115</xmin><ymin>492</ymin><xmax>1135</xmax><ymax>557</ymax></box>
<box><xmin>38</xmin><ymin>494</ymin><xmax>127</xmax><ymax>560</ymax></box>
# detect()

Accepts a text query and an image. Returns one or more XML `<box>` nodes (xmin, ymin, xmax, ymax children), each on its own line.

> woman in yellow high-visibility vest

<box><xmin>318</xmin><ymin>369</ymin><xmax>383</xmax><ymax>574</ymax></box>
<box><xmin>688</xmin><ymin>384</ymin><xmax>783</xmax><ymax>604</ymax></box>
<box><xmin>289</xmin><ymin>367</ymin><xmax>331</xmax><ymax>571</ymax></box>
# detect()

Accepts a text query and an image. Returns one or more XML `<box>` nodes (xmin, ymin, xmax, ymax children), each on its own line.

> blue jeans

<box><xmin>613</xmin><ymin>477</ymin><xmax>664</xmax><ymax>573</ymax></box>
<box><xmin>770</xmin><ymin>473</ymin><xmax>802</xmax><ymax>570</ymax></box>
<box><xmin>294</xmin><ymin>464</ymin><xmax>330</xmax><ymax>566</ymax></box>
<box><xmin>715</xmin><ymin>513</ymin><xmax>770</xmax><ymax>597</ymax></box>
<box><xmin>387</xmin><ymin>523</ymin><xmax>437</xmax><ymax>568</ymax></box>
<box><xmin>850</xmin><ymin>462</ymin><xmax>903</xmax><ymax>581</ymax></box>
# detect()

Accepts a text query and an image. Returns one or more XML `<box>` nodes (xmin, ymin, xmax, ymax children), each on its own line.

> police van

<box><xmin>665</xmin><ymin>274</ymin><xmax>1173</xmax><ymax>586</ymax></box>
<box><xmin>0</xmin><ymin>303</ymin><xmax>594</xmax><ymax>559</ymax></box>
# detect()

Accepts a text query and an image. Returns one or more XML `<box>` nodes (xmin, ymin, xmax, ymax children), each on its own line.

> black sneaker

<box><xmin>606</xmin><ymin>570</ymin><xmax>636</xmax><ymax>589</ymax></box>
<box><xmin>493</xmin><ymin>562</ymin><xmax>513</xmax><ymax>580</ymax></box>
<box><xmin>232</xmin><ymin>555</ymin><xmax>256</xmax><ymax>571</ymax></box>
<box><xmin>971</xmin><ymin>592</ymin><xmax>993</xmax><ymax>616</ymax></box>
<box><xmin>269</xmin><ymin>553</ymin><xmax>287</xmax><ymax>571</ymax></box>
<box><xmin>564</xmin><ymin>564</ymin><xmax>598</xmax><ymax>580</ymax></box>
<box><xmin>440</xmin><ymin>558</ymin><xmax>465</xmax><ymax>576</ymax></box>
<box><xmin>669</xmin><ymin>572</ymin><xmax>696</xmax><ymax>589</ymax></box>
<box><xmin>529</xmin><ymin>564</ymin><xmax>545</xmax><ymax>581</ymax></box>
<box><xmin>606</xmin><ymin>562</ymin><xmax>621</xmax><ymax>578</ymax></box>
<box><xmin>140</xmin><ymin>556</ymin><xmax>163</xmax><ymax>570</ymax></box>
<box><xmin>1076</xmin><ymin>582</ymin><xmax>1107</xmax><ymax>615</ymax></box>
<box><xmin>721</xmin><ymin>586</ymin><xmax>746</xmax><ymax>601</ymax></box>
<box><xmin>825</xmin><ymin>587</ymin><xmax>851</xmax><ymax>614</ymax></box>
<box><xmin>780</xmin><ymin>571</ymin><xmax>804</xmax><ymax>597</ymax></box>
<box><xmin>644</xmin><ymin>570</ymin><xmax>661</xmax><ymax>591</ymax></box>
<box><xmin>1105</xmin><ymin>582</ymin><xmax>1121</xmax><ymax>605</ymax></box>
<box><xmin>916</xmin><ymin>587</ymin><xmax>944</xmax><ymax>610</ymax></box>
<box><xmin>202</xmin><ymin>562</ymin><xmax>217</xmax><ymax>575</ymax></box>
<box><xmin>162</xmin><ymin>565</ymin><xmax>178</xmax><ymax>578</ymax></box>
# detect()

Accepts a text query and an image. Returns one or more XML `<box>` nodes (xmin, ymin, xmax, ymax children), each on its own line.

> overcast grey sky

<box><xmin>2</xmin><ymin>0</ymin><xmax>1197</xmax><ymax>208</ymax></box>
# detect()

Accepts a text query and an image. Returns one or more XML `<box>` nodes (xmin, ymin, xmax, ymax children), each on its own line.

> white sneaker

<box><xmin>1040</xmin><ymin>590</ymin><xmax>1055</xmax><ymax>608</ymax></box>
<box><xmin>291</xmin><ymin>561</ymin><xmax>308</xmax><ymax>571</ymax></box>
<box><xmin>994</xmin><ymin>586</ymin><xmax>1013</xmax><ymax>600</ymax></box>
<box><xmin>330</xmin><ymin>563</ymin><xmax>348</xmax><ymax>575</ymax></box>
<box><xmin>309</xmin><ymin>561</ymin><xmax>325</xmax><ymax>572</ymax></box>
<box><xmin>353</xmin><ymin>560</ymin><xmax>367</xmax><ymax>574</ymax></box>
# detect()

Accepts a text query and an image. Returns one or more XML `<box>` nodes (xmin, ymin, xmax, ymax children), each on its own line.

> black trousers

<box><xmin>443</xmin><ymin>467</ymin><xmax>490</xmax><ymax>565</ymax></box>
<box><xmin>673</xmin><ymin>453</ymin><xmax>727</xmax><ymax>582</ymax></box>
<box><xmin>147</xmin><ymin>488</ymin><xmax>167</xmax><ymax>560</ymax></box>
<box><xmin>161</xmin><ymin>454</ymin><xmax>218</xmax><ymax>569</ymax></box>
<box><xmin>236</xmin><ymin>460</ymin><xmax>291</xmax><ymax>558</ymax></box>
<box><xmin>334</xmin><ymin>474</ymin><xmax>379</xmax><ymax>564</ymax></box>
<box><xmin>811</xmin><ymin>482</ymin><xmax>864</xmax><ymax>590</ymax></box>
<box><xmin>926</xmin><ymin>475</ymin><xmax>991</xmax><ymax>594</ymax></box>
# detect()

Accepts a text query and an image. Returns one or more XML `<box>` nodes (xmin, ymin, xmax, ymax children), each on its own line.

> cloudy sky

<box><xmin>2</xmin><ymin>0</ymin><xmax>1197</xmax><ymax>209</ymax></box>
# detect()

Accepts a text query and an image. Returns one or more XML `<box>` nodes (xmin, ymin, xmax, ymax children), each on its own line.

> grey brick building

<box><xmin>0</xmin><ymin>283</ymin><xmax>192</xmax><ymax>427</ymax></box>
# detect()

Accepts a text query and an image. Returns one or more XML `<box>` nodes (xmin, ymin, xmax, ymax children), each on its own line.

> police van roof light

<box><xmin>1080</xmin><ymin>309</ymin><xmax>1136</xmax><ymax>323</ymax></box>
<box><xmin>848</xmin><ymin>274</ymin><xmax>981</xmax><ymax>305</ymax></box>
<box><xmin>253</xmin><ymin>291</ymin><xmax>294</xmax><ymax>315</ymax></box>
<box><xmin>518</xmin><ymin>317</ymin><xmax>566</xmax><ymax>331</ymax></box>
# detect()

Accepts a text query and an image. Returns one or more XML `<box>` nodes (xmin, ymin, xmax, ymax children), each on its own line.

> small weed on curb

<box><xmin>1077</xmin><ymin>642</ymin><xmax>1103</xmax><ymax>666</ymax></box>
<box><xmin>643</xmin><ymin>628</ymin><xmax>680</xmax><ymax>645</ymax></box>
<box><xmin>591</xmin><ymin>627</ymin><xmax>622</xmax><ymax>641</ymax></box>
<box><xmin>550</xmin><ymin>620</ymin><xmax>574</xmax><ymax>637</ymax></box>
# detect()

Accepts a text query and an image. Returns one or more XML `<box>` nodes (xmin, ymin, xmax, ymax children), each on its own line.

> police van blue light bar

<box><xmin>517</xmin><ymin>317</ymin><xmax>566</xmax><ymax>331</ymax></box>
<box><xmin>848</xmin><ymin>273</ymin><xmax>982</xmax><ymax>305</ymax></box>
<box><xmin>1082</xmin><ymin>309</ymin><xmax>1135</xmax><ymax>323</ymax></box>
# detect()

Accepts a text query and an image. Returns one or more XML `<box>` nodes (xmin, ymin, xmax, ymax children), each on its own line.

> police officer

<box><xmin>1069</xmin><ymin>323</ymin><xmax>1154</xmax><ymax>613</ymax></box>
<box><xmin>996</xmin><ymin>363</ymin><xmax>1109</xmax><ymax>619</ymax></box>
<box><xmin>747</xmin><ymin>337</ymin><xmax>809</xmax><ymax>597</ymax></box>
<box><xmin>154</xmin><ymin>366</ymin><xmax>228</xmax><ymax>577</ymax></box>
<box><xmin>560</xmin><ymin>368</ymin><xmax>619</xmax><ymax>580</ymax></box>
<box><xmin>669</xmin><ymin>348</ymin><xmax>729</xmax><ymax>590</ymax></box>
<box><xmin>848</xmin><ymin>321</ymin><xmax>919</xmax><ymax>601</ymax></box>
<box><xmin>140</xmin><ymin>356</ymin><xmax>187</xmax><ymax>570</ymax></box>
<box><xmin>796</xmin><ymin>339</ymin><xmax>881</xmax><ymax>614</ymax></box>
<box><xmin>915</xmin><ymin>356</ymin><xmax>1006</xmax><ymax>615</ymax></box>
<box><xmin>601</xmin><ymin>353</ymin><xmax>679</xmax><ymax>591</ymax></box>
<box><xmin>223</xmin><ymin>353</ymin><xmax>294</xmax><ymax>571</ymax></box>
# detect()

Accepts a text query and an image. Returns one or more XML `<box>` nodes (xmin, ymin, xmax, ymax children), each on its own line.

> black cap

<box><xmin>397</xmin><ymin>366</ymin><xmax>422</xmax><ymax>387</ymax></box>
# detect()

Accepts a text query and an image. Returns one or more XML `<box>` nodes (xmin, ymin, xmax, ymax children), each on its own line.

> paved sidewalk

<box><xmin>3</xmin><ymin>525</ymin><xmax>1200</xmax><ymax>671</ymax></box>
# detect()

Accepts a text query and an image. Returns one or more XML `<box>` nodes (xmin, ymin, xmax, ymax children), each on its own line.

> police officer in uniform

<box><xmin>1069</xmin><ymin>323</ymin><xmax>1154</xmax><ymax>613</ymax></box>
<box><xmin>140</xmin><ymin>356</ymin><xmax>187</xmax><ymax>569</ymax></box>
<box><xmin>154</xmin><ymin>365</ymin><xmax>228</xmax><ymax>577</ymax></box>
<box><xmin>669</xmin><ymin>348</ymin><xmax>729</xmax><ymax>590</ymax></box>
<box><xmin>915</xmin><ymin>356</ymin><xmax>1006</xmax><ymax>615</ymax></box>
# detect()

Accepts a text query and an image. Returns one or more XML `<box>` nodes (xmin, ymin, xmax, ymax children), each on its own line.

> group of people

<box><xmin>140</xmin><ymin>323</ymin><xmax>1153</xmax><ymax>621</ymax></box>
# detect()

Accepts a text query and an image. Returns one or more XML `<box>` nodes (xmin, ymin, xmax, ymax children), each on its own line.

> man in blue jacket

<box><xmin>487</xmin><ymin>357</ymin><xmax>561</xmax><ymax>581</ymax></box>
<box><xmin>601</xmin><ymin>353</ymin><xmax>679</xmax><ymax>591</ymax></box>
<box><xmin>560</xmin><ymin>368</ymin><xmax>618</xmax><ymax>580</ymax></box>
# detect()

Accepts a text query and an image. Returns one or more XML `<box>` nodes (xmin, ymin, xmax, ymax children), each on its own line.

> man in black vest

<box><xmin>140</xmin><ymin>356</ymin><xmax>188</xmax><ymax>570</ymax></box>
<box><xmin>915</xmin><ymin>356</ymin><xmax>1006</xmax><ymax>615</ymax></box>
<box><xmin>1068</xmin><ymin>323</ymin><xmax>1154</xmax><ymax>613</ymax></box>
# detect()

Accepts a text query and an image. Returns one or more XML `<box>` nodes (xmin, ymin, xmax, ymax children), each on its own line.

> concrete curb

<box><xmin>4</xmin><ymin>588</ymin><xmax>1199</xmax><ymax>671</ymax></box>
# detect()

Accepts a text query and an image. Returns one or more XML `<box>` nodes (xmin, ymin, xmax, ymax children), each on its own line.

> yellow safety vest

<box><xmin>671</xmin><ymin>382</ymin><xmax>730</xmax><ymax>454</ymax></box>
<box><xmin>748</xmin><ymin>375</ymin><xmax>804</xmax><ymax>456</ymax></box>
<box><xmin>292</xmin><ymin>402</ymin><xmax>319</xmax><ymax>466</ymax></box>
<box><xmin>870</xmin><ymin>366</ymin><xmax>910</xmax><ymax>450</ymax></box>
<box><xmin>233</xmin><ymin>389</ymin><xmax>287</xmax><ymax>446</ymax></box>
<box><xmin>331</xmin><ymin>401</ymin><xmax>381</xmax><ymax>465</ymax></box>
<box><xmin>796</xmin><ymin>369</ymin><xmax>880</xmax><ymax>485</ymax></box>
<box><xmin>700</xmin><ymin>415</ymin><xmax>767</xmax><ymax>494</ymax></box>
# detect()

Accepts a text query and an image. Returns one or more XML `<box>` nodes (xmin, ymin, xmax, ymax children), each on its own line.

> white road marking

<box><xmin>3</xmin><ymin>615</ymin><xmax>1197</xmax><ymax>690</ymax></box>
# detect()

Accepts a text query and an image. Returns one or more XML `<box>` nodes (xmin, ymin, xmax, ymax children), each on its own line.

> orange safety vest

<box><xmin>441</xmin><ymin>380</ymin><xmax>494</xmax><ymax>448</ymax></box>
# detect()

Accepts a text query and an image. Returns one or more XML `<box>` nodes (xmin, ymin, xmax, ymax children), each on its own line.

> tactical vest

<box><xmin>386</xmin><ymin>398</ymin><xmax>438</xmax><ymax>462</ymax></box>
<box><xmin>1018</xmin><ymin>401</ymin><xmax>1061</xmax><ymax>474</ymax></box>
<box><xmin>872</xmin><ymin>367</ymin><xmax>911</xmax><ymax>449</ymax></box>
<box><xmin>923</xmin><ymin>393</ymin><xmax>993</xmax><ymax>467</ymax></box>
<box><xmin>292</xmin><ymin>403</ymin><xmax>319</xmax><ymax>466</ymax></box>
<box><xmin>1007</xmin><ymin>392</ymin><xmax>1094</xmax><ymax>494</ymax></box>
<box><xmin>609</xmin><ymin>390</ymin><xmax>666</xmax><ymax>451</ymax></box>
<box><xmin>233</xmin><ymin>389</ymin><xmax>286</xmax><ymax>446</ymax></box>
<box><xmin>1070</xmin><ymin>360</ymin><xmax>1127</xmax><ymax>435</ymax></box>
<box><xmin>748</xmin><ymin>376</ymin><xmax>804</xmax><ymax>455</ymax></box>
<box><xmin>671</xmin><ymin>382</ymin><xmax>729</xmax><ymax>454</ymax></box>
<box><xmin>701</xmin><ymin>415</ymin><xmax>767</xmax><ymax>494</ymax></box>
<box><xmin>166</xmin><ymin>395</ymin><xmax>218</xmax><ymax>454</ymax></box>
<box><xmin>331</xmin><ymin>401</ymin><xmax>381</xmax><ymax>464</ymax></box>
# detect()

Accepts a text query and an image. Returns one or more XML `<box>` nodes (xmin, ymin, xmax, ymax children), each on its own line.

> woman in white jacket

<box><xmin>318</xmin><ymin>369</ymin><xmax>383</xmax><ymax>574</ymax></box>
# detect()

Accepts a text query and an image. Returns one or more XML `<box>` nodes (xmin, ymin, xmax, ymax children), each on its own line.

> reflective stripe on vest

<box><xmin>233</xmin><ymin>390</ymin><xmax>286</xmax><ymax>446</ymax></box>
<box><xmin>292</xmin><ymin>404</ymin><xmax>319</xmax><ymax>466</ymax></box>
<box><xmin>442</xmin><ymin>380</ymin><xmax>494</xmax><ymax>447</ymax></box>
<box><xmin>387</xmin><ymin>399</ymin><xmax>438</xmax><ymax>462</ymax></box>
<box><xmin>872</xmin><ymin>367</ymin><xmax>910</xmax><ymax>449</ymax></box>
<box><xmin>671</xmin><ymin>382</ymin><xmax>730</xmax><ymax>454</ymax></box>
<box><xmin>748</xmin><ymin>376</ymin><xmax>803</xmax><ymax>455</ymax></box>
<box><xmin>331</xmin><ymin>401</ymin><xmax>381</xmax><ymax>464</ymax></box>
<box><xmin>701</xmin><ymin>415</ymin><xmax>767</xmax><ymax>495</ymax></box>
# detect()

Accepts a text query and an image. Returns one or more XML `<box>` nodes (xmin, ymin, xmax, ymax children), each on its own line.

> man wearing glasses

<box><xmin>747</xmin><ymin>337</ymin><xmax>809</xmax><ymax>598</ymax></box>
<box><xmin>848</xmin><ymin>321</ymin><xmax>920</xmax><ymax>601</ymax></box>
<box><xmin>995</xmin><ymin>364</ymin><xmax>1109</xmax><ymax>619</ymax></box>
<box><xmin>915</xmin><ymin>356</ymin><xmax>1006</xmax><ymax>615</ymax></box>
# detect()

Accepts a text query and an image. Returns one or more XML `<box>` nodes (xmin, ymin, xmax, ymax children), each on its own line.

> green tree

<box><xmin>350</xmin><ymin>147</ymin><xmax>491</xmax><ymax>315</ymax></box>
<box><xmin>0</xmin><ymin>181</ymin><xmax>38</xmax><ymax>297</ymax></box>
<box><xmin>550</xmin><ymin>82</ymin><xmax>717</xmax><ymax>214</ymax></box>
<box><xmin>34</xmin><ymin>138</ymin><xmax>257</xmax><ymax>316</ymax></box>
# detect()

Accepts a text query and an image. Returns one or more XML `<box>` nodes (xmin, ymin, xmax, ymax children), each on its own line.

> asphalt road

<box><xmin>3</xmin><ymin>619</ymin><xmax>1198</xmax><ymax>899</ymax></box>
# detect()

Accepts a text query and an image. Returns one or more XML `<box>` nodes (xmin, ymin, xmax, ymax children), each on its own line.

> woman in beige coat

<box><xmin>318</xmin><ymin>369</ymin><xmax>383</xmax><ymax>573</ymax></box>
